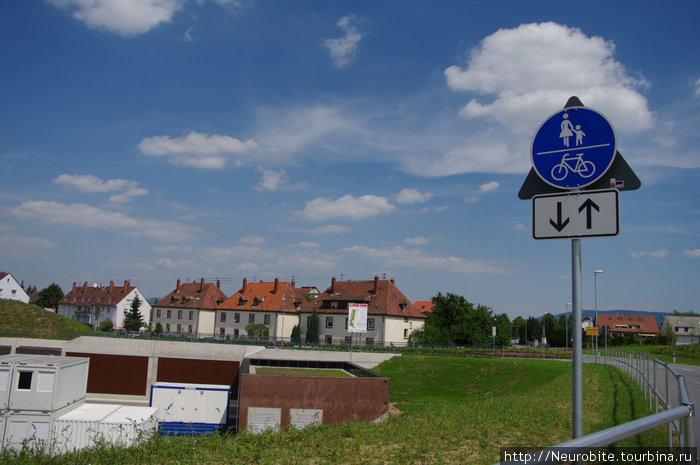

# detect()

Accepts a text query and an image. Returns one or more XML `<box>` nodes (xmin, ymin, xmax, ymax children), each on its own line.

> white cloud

<box><xmin>478</xmin><ymin>181</ymin><xmax>500</xmax><ymax>193</ymax></box>
<box><xmin>155</xmin><ymin>258</ymin><xmax>198</xmax><ymax>269</ymax></box>
<box><xmin>395</xmin><ymin>188</ymin><xmax>433</xmax><ymax>204</ymax></box>
<box><xmin>198</xmin><ymin>245</ymin><xmax>274</xmax><ymax>263</ymax></box>
<box><xmin>183</xmin><ymin>26</ymin><xmax>194</xmax><ymax>42</ymax></box>
<box><xmin>11</xmin><ymin>200</ymin><xmax>200</xmax><ymax>242</ymax></box>
<box><xmin>631</xmin><ymin>249</ymin><xmax>669</xmax><ymax>259</ymax></box>
<box><xmin>322</xmin><ymin>14</ymin><xmax>365</xmax><ymax>68</ymax></box>
<box><xmin>255</xmin><ymin>167</ymin><xmax>285</xmax><ymax>191</ymax></box>
<box><xmin>55</xmin><ymin>174</ymin><xmax>149</xmax><ymax>204</ymax></box>
<box><xmin>445</xmin><ymin>22</ymin><xmax>653</xmax><ymax>135</ymax></box>
<box><xmin>300</xmin><ymin>194</ymin><xmax>395</xmax><ymax>221</ymax></box>
<box><xmin>404</xmin><ymin>236</ymin><xmax>429</xmax><ymax>245</ymax></box>
<box><xmin>48</xmin><ymin>0</ymin><xmax>183</xmax><ymax>36</ymax></box>
<box><xmin>310</xmin><ymin>224</ymin><xmax>350</xmax><ymax>234</ymax></box>
<box><xmin>695</xmin><ymin>78</ymin><xmax>700</xmax><ymax>97</ymax></box>
<box><xmin>0</xmin><ymin>234</ymin><xmax>55</xmax><ymax>259</ymax></box>
<box><xmin>684</xmin><ymin>249</ymin><xmax>700</xmax><ymax>258</ymax></box>
<box><xmin>276</xmin><ymin>250</ymin><xmax>339</xmax><ymax>270</ymax></box>
<box><xmin>342</xmin><ymin>245</ymin><xmax>511</xmax><ymax>274</ymax></box>
<box><xmin>240</xmin><ymin>236</ymin><xmax>266</xmax><ymax>246</ymax></box>
<box><xmin>292</xmin><ymin>241</ymin><xmax>319</xmax><ymax>249</ymax></box>
<box><xmin>138</xmin><ymin>131</ymin><xmax>284</xmax><ymax>169</ymax></box>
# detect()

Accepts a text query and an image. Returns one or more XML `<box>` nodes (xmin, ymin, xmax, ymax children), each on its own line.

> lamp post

<box><xmin>594</xmin><ymin>269</ymin><xmax>604</xmax><ymax>363</ymax></box>
<box><xmin>565</xmin><ymin>302</ymin><xmax>571</xmax><ymax>351</ymax></box>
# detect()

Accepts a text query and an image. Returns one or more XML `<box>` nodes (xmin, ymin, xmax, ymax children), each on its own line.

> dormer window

<box><xmin>400</xmin><ymin>304</ymin><xmax>407</xmax><ymax>312</ymax></box>
<box><xmin>238</xmin><ymin>298</ymin><xmax>245</xmax><ymax>307</ymax></box>
<box><xmin>330</xmin><ymin>301</ymin><xmax>338</xmax><ymax>309</ymax></box>
<box><xmin>253</xmin><ymin>297</ymin><xmax>263</xmax><ymax>307</ymax></box>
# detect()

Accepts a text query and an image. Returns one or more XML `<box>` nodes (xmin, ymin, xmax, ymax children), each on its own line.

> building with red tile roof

<box><xmin>414</xmin><ymin>301</ymin><xmax>435</xmax><ymax>313</ymax></box>
<box><xmin>597</xmin><ymin>313</ymin><xmax>660</xmax><ymax>338</ymax></box>
<box><xmin>299</xmin><ymin>277</ymin><xmax>426</xmax><ymax>345</ymax></box>
<box><xmin>216</xmin><ymin>278</ymin><xmax>303</xmax><ymax>339</ymax></box>
<box><xmin>151</xmin><ymin>278</ymin><xmax>227</xmax><ymax>336</ymax></box>
<box><xmin>57</xmin><ymin>280</ymin><xmax>150</xmax><ymax>329</ymax></box>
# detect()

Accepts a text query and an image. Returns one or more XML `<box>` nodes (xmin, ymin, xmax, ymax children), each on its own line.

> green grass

<box><xmin>0</xmin><ymin>299</ymin><xmax>101</xmax><ymax>337</ymax></box>
<box><xmin>600</xmin><ymin>344</ymin><xmax>700</xmax><ymax>366</ymax></box>
<box><xmin>1</xmin><ymin>354</ymin><xmax>669</xmax><ymax>465</ymax></box>
<box><xmin>254</xmin><ymin>367</ymin><xmax>351</xmax><ymax>377</ymax></box>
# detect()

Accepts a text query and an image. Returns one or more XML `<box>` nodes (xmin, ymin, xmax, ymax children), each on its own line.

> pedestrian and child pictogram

<box><xmin>531</xmin><ymin>106</ymin><xmax>617</xmax><ymax>189</ymax></box>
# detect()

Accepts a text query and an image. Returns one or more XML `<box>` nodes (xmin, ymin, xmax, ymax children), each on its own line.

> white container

<box><xmin>2</xmin><ymin>403</ymin><xmax>78</xmax><ymax>453</ymax></box>
<box><xmin>52</xmin><ymin>403</ymin><xmax>122</xmax><ymax>454</ymax></box>
<box><xmin>51</xmin><ymin>403</ymin><xmax>158</xmax><ymax>454</ymax></box>
<box><xmin>99</xmin><ymin>405</ymin><xmax>158</xmax><ymax>446</ymax></box>
<box><xmin>0</xmin><ymin>355</ymin><xmax>41</xmax><ymax>409</ymax></box>
<box><xmin>8</xmin><ymin>355</ymin><xmax>89</xmax><ymax>412</ymax></box>
<box><xmin>150</xmin><ymin>382</ymin><xmax>230</xmax><ymax>435</ymax></box>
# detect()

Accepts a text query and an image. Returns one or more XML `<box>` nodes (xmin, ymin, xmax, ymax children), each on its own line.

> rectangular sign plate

<box><xmin>532</xmin><ymin>189</ymin><xmax>619</xmax><ymax>240</ymax></box>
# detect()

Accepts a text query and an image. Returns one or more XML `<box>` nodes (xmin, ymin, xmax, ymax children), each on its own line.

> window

<box><xmin>404</xmin><ymin>328</ymin><xmax>409</xmax><ymax>338</ymax></box>
<box><xmin>367</xmin><ymin>318</ymin><xmax>375</xmax><ymax>331</ymax></box>
<box><xmin>238</xmin><ymin>298</ymin><xmax>245</xmax><ymax>307</ymax></box>
<box><xmin>221</xmin><ymin>312</ymin><xmax>227</xmax><ymax>323</ymax></box>
<box><xmin>325</xmin><ymin>335</ymin><xmax>333</xmax><ymax>344</ymax></box>
<box><xmin>167</xmin><ymin>309</ymin><xmax>172</xmax><ymax>318</ymax></box>
<box><xmin>220</xmin><ymin>327</ymin><xmax>226</xmax><ymax>337</ymax></box>
<box><xmin>17</xmin><ymin>371</ymin><xmax>32</xmax><ymax>390</ymax></box>
<box><xmin>344</xmin><ymin>336</ymin><xmax>352</xmax><ymax>344</ymax></box>
<box><xmin>249</xmin><ymin>313</ymin><xmax>255</xmax><ymax>324</ymax></box>
<box><xmin>234</xmin><ymin>313</ymin><xmax>240</xmax><ymax>323</ymax></box>
<box><xmin>234</xmin><ymin>328</ymin><xmax>239</xmax><ymax>337</ymax></box>
<box><xmin>326</xmin><ymin>317</ymin><xmax>333</xmax><ymax>328</ymax></box>
<box><xmin>176</xmin><ymin>324</ymin><xmax>181</xmax><ymax>333</ymax></box>
<box><xmin>166</xmin><ymin>323</ymin><xmax>170</xmax><ymax>332</ymax></box>
<box><xmin>253</xmin><ymin>297</ymin><xmax>262</xmax><ymax>307</ymax></box>
<box><xmin>404</xmin><ymin>317</ymin><xmax>409</xmax><ymax>323</ymax></box>
<box><xmin>178</xmin><ymin>310</ymin><xmax>183</xmax><ymax>320</ymax></box>
<box><xmin>189</xmin><ymin>311</ymin><xmax>193</xmax><ymax>320</ymax></box>
<box><xmin>330</xmin><ymin>301</ymin><xmax>338</xmax><ymax>309</ymax></box>
<box><xmin>156</xmin><ymin>309</ymin><xmax>161</xmax><ymax>318</ymax></box>
<box><xmin>365</xmin><ymin>337</ymin><xmax>374</xmax><ymax>345</ymax></box>
<box><xmin>345</xmin><ymin>317</ymin><xmax>348</xmax><ymax>329</ymax></box>
<box><xmin>264</xmin><ymin>314</ymin><xmax>271</xmax><ymax>325</ymax></box>
<box><xmin>188</xmin><ymin>325</ymin><xmax>193</xmax><ymax>333</ymax></box>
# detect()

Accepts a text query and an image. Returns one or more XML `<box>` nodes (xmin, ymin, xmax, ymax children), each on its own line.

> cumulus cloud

<box><xmin>300</xmin><ymin>194</ymin><xmax>395</xmax><ymax>221</ymax></box>
<box><xmin>445</xmin><ymin>22</ymin><xmax>653</xmax><ymax>134</ymax></box>
<box><xmin>342</xmin><ymin>245</ymin><xmax>511</xmax><ymax>274</ymax></box>
<box><xmin>631</xmin><ymin>250</ymin><xmax>669</xmax><ymax>259</ymax></box>
<box><xmin>138</xmin><ymin>131</ymin><xmax>284</xmax><ymax>169</ymax></box>
<box><xmin>48</xmin><ymin>0</ymin><xmax>183</xmax><ymax>36</ymax></box>
<box><xmin>310</xmin><ymin>224</ymin><xmax>350</xmax><ymax>234</ymax></box>
<box><xmin>395</xmin><ymin>188</ymin><xmax>433</xmax><ymax>204</ymax></box>
<box><xmin>322</xmin><ymin>14</ymin><xmax>365</xmax><ymax>68</ymax></box>
<box><xmin>11</xmin><ymin>200</ymin><xmax>200</xmax><ymax>242</ymax></box>
<box><xmin>255</xmin><ymin>167</ymin><xmax>286</xmax><ymax>191</ymax></box>
<box><xmin>684</xmin><ymin>249</ymin><xmax>700</xmax><ymax>258</ymax></box>
<box><xmin>54</xmin><ymin>174</ymin><xmax>149</xmax><ymax>205</ymax></box>
<box><xmin>478</xmin><ymin>181</ymin><xmax>500</xmax><ymax>193</ymax></box>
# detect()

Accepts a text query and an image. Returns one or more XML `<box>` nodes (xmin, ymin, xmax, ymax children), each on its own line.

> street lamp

<box><xmin>594</xmin><ymin>270</ymin><xmax>604</xmax><ymax>362</ymax></box>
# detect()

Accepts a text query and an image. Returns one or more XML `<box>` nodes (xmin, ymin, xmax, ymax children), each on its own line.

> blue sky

<box><xmin>1</xmin><ymin>0</ymin><xmax>699</xmax><ymax>318</ymax></box>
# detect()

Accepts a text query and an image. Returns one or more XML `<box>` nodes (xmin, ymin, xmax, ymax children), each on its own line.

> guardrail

<box><xmin>495</xmin><ymin>350</ymin><xmax>695</xmax><ymax>464</ymax></box>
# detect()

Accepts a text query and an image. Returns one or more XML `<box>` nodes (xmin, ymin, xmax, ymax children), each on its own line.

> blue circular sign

<box><xmin>531</xmin><ymin>106</ymin><xmax>617</xmax><ymax>189</ymax></box>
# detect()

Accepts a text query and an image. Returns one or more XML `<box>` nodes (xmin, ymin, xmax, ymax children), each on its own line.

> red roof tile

<box><xmin>59</xmin><ymin>280</ymin><xmax>135</xmax><ymax>307</ymax></box>
<box><xmin>154</xmin><ymin>279</ymin><xmax>227</xmax><ymax>310</ymax></box>
<box><xmin>218</xmin><ymin>278</ymin><xmax>299</xmax><ymax>313</ymax></box>
<box><xmin>414</xmin><ymin>301</ymin><xmax>435</xmax><ymax>313</ymax></box>
<box><xmin>597</xmin><ymin>314</ymin><xmax>660</xmax><ymax>334</ymax></box>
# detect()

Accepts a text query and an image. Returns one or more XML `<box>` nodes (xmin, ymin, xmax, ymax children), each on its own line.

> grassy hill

<box><xmin>0</xmin><ymin>299</ymin><xmax>100</xmax><ymax>337</ymax></box>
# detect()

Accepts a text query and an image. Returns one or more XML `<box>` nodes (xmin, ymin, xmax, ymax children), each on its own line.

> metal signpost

<box><xmin>521</xmin><ymin>96</ymin><xmax>639</xmax><ymax>441</ymax></box>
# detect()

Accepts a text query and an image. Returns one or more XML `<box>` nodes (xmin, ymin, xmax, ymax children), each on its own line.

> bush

<box><xmin>100</xmin><ymin>319</ymin><xmax>114</xmax><ymax>332</ymax></box>
<box><xmin>154</xmin><ymin>322</ymin><xmax>163</xmax><ymax>334</ymax></box>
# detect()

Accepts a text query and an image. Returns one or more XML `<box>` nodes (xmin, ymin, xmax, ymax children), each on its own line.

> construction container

<box><xmin>7</xmin><ymin>355</ymin><xmax>89</xmax><ymax>412</ymax></box>
<box><xmin>149</xmin><ymin>382</ymin><xmax>230</xmax><ymax>435</ymax></box>
<box><xmin>0</xmin><ymin>354</ymin><xmax>40</xmax><ymax>408</ymax></box>
<box><xmin>2</xmin><ymin>403</ymin><xmax>78</xmax><ymax>453</ymax></box>
<box><xmin>52</xmin><ymin>403</ymin><xmax>158</xmax><ymax>454</ymax></box>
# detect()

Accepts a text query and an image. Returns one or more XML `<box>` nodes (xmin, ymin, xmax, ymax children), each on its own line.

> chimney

<box><xmin>291</xmin><ymin>279</ymin><xmax>295</xmax><ymax>288</ymax></box>
<box><xmin>217</xmin><ymin>280</ymin><xmax>221</xmax><ymax>289</ymax></box>
<box><xmin>109</xmin><ymin>281</ymin><xmax>114</xmax><ymax>293</ymax></box>
<box><xmin>176</xmin><ymin>279</ymin><xmax>181</xmax><ymax>292</ymax></box>
<box><xmin>72</xmin><ymin>282</ymin><xmax>77</xmax><ymax>292</ymax></box>
<box><xmin>274</xmin><ymin>278</ymin><xmax>279</xmax><ymax>294</ymax></box>
<box><xmin>331</xmin><ymin>277</ymin><xmax>336</xmax><ymax>294</ymax></box>
<box><xmin>83</xmin><ymin>282</ymin><xmax>87</xmax><ymax>292</ymax></box>
<box><xmin>242</xmin><ymin>277</ymin><xmax>247</xmax><ymax>293</ymax></box>
<box><xmin>123</xmin><ymin>280</ymin><xmax>128</xmax><ymax>293</ymax></box>
<box><xmin>390</xmin><ymin>278</ymin><xmax>395</xmax><ymax>285</ymax></box>
<box><xmin>374</xmin><ymin>276</ymin><xmax>379</xmax><ymax>295</ymax></box>
<box><xmin>200</xmin><ymin>278</ymin><xmax>204</xmax><ymax>293</ymax></box>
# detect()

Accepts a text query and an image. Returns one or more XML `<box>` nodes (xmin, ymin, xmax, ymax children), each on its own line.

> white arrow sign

<box><xmin>532</xmin><ymin>189</ymin><xmax>619</xmax><ymax>240</ymax></box>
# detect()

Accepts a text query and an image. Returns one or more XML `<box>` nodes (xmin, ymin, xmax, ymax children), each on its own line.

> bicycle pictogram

<box><xmin>551</xmin><ymin>152</ymin><xmax>595</xmax><ymax>181</ymax></box>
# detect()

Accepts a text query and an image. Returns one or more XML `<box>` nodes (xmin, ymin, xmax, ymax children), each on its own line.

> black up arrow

<box><xmin>578</xmin><ymin>198</ymin><xmax>600</xmax><ymax>229</ymax></box>
<box><xmin>549</xmin><ymin>202</ymin><xmax>570</xmax><ymax>232</ymax></box>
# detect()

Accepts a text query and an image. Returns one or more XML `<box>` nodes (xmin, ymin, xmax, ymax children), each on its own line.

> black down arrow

<box><xmin>549</xmin><ymin>202</ymin><xmax>570</xmax><ymax>232</ymax></box>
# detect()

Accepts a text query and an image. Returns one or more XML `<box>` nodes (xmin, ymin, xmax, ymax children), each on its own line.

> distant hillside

<box><xmin>0</xmin><ymin>298</ymin><xmax>101</xmax><ymax>336</ymax></box>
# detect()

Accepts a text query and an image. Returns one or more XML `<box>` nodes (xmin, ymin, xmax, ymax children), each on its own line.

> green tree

<box><xmin>36</xmin><ymin>283</ymin><xmax>63</xmax><ymax>309</ymax></box>
<box><xmin>92</xmin><ymin>304</ymin><xmax>104</xmax><ymax>330</ymax></box>
<box><xmin>123</xmin><ymin>295</ymin><xmax>145</xmax><ymax>332</ymax></box>
<box><xmin>290</xmin><ymin>325</ymin><xmax>301</xmax><ymax>344</ymax></box>
<box><xmin>494</xmin><ymin>313</ymin><xmax>511</xmax><ymax>346</ymax></box>
<box><xmin>410</xmin><ymin>293</ymin><xmax>495</xmax><ymax>346</ymax></box>
<box><xmin>100</xmin><ymin>319</ymin><xmax>114</xmax><ymax>332</ymax></box>
<box><xmin>305</xmin><ymin>307</ymin><xmax>320</xmax><ymax>344</ymax></box>
<box><xmin>246</xmin><ymin>324</ymin><xmax>269</xmax><ymax>338</ymax></box>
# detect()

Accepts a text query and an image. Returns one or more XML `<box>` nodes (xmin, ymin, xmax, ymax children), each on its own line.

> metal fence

<box><xmin>497</xmin><ymin>350</ymin><xmax>695</xmax><ymax>464</ymax></box>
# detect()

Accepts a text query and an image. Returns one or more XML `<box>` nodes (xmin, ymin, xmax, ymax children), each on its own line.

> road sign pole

<box><xmin>572</xmin><ymin>238</ymin><xmax>583</xmax><ymax>439</ymax></box>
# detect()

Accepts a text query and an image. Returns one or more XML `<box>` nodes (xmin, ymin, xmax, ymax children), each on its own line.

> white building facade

<box><xmin>0</xmin><ymin>272</ymin><xmax>30</xmax><ymax>304</ymax></box>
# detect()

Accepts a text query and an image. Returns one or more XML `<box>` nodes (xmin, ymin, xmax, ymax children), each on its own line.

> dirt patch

<box><xmin>388</xmin><ymin>402</ymin><xmax>404</xmax><ymax>417</ymax></box>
